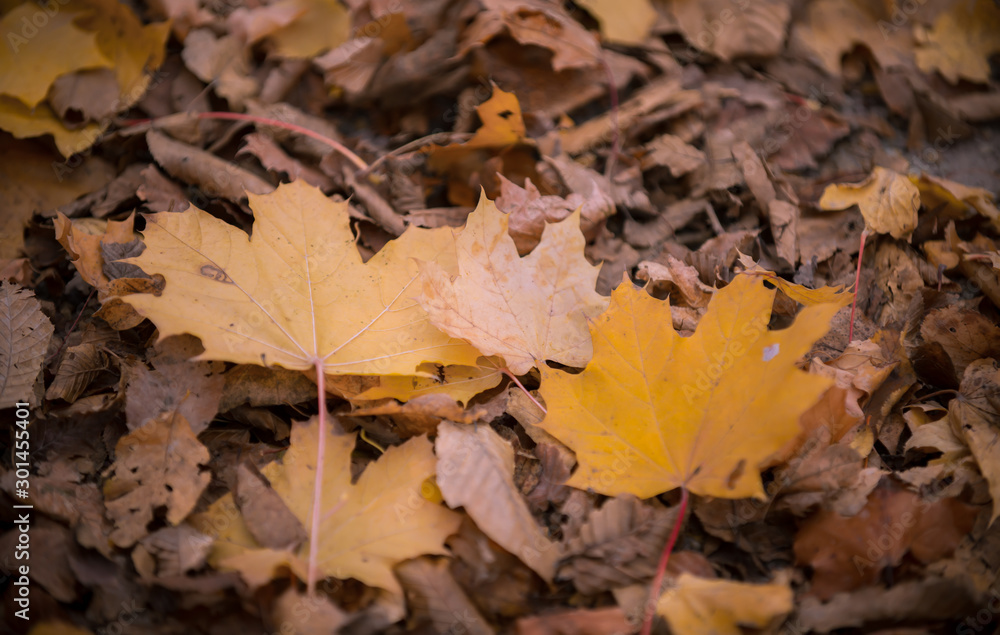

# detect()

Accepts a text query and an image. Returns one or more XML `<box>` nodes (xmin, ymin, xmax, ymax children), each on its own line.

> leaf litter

<box><xmin>2</xmin><ymin>0</ymin><xmax>1000</xmax><ymax>633</ymax></box>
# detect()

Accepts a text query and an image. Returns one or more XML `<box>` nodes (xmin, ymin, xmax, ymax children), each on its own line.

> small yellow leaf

<box><xmin>540</xmin><ymin>274</ymin><xmax>836</xmax><ymax>499</ymax></box>
<box><xmin>267</xmin><ymin>0</ymin><xmax>351</xmax><ymax>58</ymax></box>
<box><xmin>819</xmin><ymin>166</ymin><xmax>919</xmax><ymax>239</ymax></box>
<box><xmin>419</xmin><ymin>194</ymin><xmax>608</xmax><ymax>375</ymax></box>
<box><xmin>657</xmin><ymin>574</ymin><xmax>793</xmax><ymax>635</ymax></box>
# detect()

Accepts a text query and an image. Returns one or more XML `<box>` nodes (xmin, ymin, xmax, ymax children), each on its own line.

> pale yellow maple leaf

<box><xmin>657</xmin><ymin>574</ymin><xmax>794</xmax><ymax>635</ymax></box>
<box><xmin>190</xmin><ymin>421</ymin><xmax>461</xmax><ymax>596</ymax></box>
<box><xmin>419</xmin><ymin>194</ymin><xmax>609</xmax><ymax>375</ymax></box>
<box><xmin>539</xmin><ymin>274</ymin><xmax>837</xmax><ymax>499</ymax></box>
<box><xmin>266</xmin><ymin>420</ymin><xmax>462</xmax><ymax>596</ymax></box>
<box><xmin>120</xmin><ymin>180</ymin><xmax>480</xmax><ymax>377</ymax></box>
<box><xmin>819</xmin><ymin>166</ymin><xmax>919</xmax><ymax>240</ymax></box>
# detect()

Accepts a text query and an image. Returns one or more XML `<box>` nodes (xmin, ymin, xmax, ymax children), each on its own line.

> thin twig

<box><xmin>122</xmin><ymin>112</ymin><xmax>370</xmax><ymax>172</ymax></box>
<box><xmin>502</xmin><ymin>368</ymin><xmax>546</xmax><ymax>414</ymax></box>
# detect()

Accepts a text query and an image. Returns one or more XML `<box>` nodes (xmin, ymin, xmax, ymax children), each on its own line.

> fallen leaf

<box><xmin>436</xmin><ymin>421</ymin><xmax>560</xmax><ymax>581</ymax></box>
<box><xmin>146</xmin><ymin>130</ymin><xmax>273</xmax><ymax>203</ymax></box>
<box><xmin>271</xmin><ymin>587</ymin><xmax>349</xmax><ymax>635</ymax></box>
<box><xmin>351</xmin><ymin>393</ymin><xmax>489</xmax><ymax>437</ymax></box>
<box><xmin>793</xmin><ymin>479</ymin><xmax>978</xmax><ymax>600</ymax></box>
<box><xmin>640</xmin><ymin>134</ymin><xmax>706</xmax><ymax>177</ymax></box>
<box><xmin>560</xmin><ymin>495</ymin><xmax>680</xmax><ymax>594</ymax></box>
<box><xmin>950</xmin><ymin>359</ymin><xmax>1000</xmax><ymax>524</ymax></box>
<box><xmin>265</xmin><ymin>419</ymin><xmax>462</xmax><ymax>596</ymax></box>
<box><xmin>0</xmin><ymin>3</ymin><xmax>111</xmax><ymax>108</ymax></box>
<box><xmin>395</xmin><ymin>557</ymin><xmax>495</xmax><ymax>635</ymax></box>
<box><xmin>539</xmin><ymin>273</ymin><xmax>837</xmax><ymax>499</ymax></box>
<box><xmin>103</xmin><ymin>412</ymin><xmax>211</xmax><ymax>547</ymax></box>
<box><xmin>669</xmin><ymin>0</ymin><xmax>791</xmax><ymax>61</ymax></box>
<box><xmin>419</xmin><ymin>195</ymin><xmax>608</xmax><ymax>375</ymax></box>
<box><xmin>515</xmin><ymin>606</ymin><xmax>631</xmax><ymax>635</ymax></box>
<box><xmin>265</xmin><ymin>0</ymin><xmax>351</xmax><ymax>58</ymax></box>
<box><xmin>121</xmin><ymin>179</ymin><xmax>481</xmax><ymax>377</ymax></box>
<box><xmin>354</xmin><ymin>361</ymin><xmax>504</xmax><ymax>406</ymax></box>
<box><xmin>0</xmin><ymin>281</ymin><xmax>54</xmax><ymax>408</ymax></box>
<box><xmin>495</xmin><ymin>174</ymin><xmax>612</xmax><ymax>255</ymax></box>
<box><xmin>235</xmin><ymin>461</ymin><xmax>306</xmax><ymax>552</ymax></box>
<box><xmin>0</xmin><ymin>97</ymin><xmax>105</xmax><ymax>157</ymax></box>
<box><xmin>459</xmin><ymin>0</ymin><xmax>602</xmax><ymax>71</ymax></box>
<box><xmin>915</xmin><ymin>0</ymin><xmax>1000</xmax><ymax>84</ymax></box>
<box><xmin>577</xmin><ymin>0</ymin><xmax>656</xmax><ymax>45</ymax></box>
<box><xmin>45</xmin><ymin>343</ymin><xmax>106</xmax><ymax>403</ymax></box>
<box><xmin>125</xmin><ymin>362</ymin><xmax>224</xmax><ymax>435</ymax></box>
<box><xmin>819</xmin><ymin>166</ymin><xmax>919</xmax><ymax>240</ymax></box>
<box><xmin>657</xmin><ymin>573</ymin><xmax>794</xmax><ymax>635</ymax></box>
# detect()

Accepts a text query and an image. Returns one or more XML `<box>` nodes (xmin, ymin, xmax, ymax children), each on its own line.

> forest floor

<box><xmin>2</xmin><ymin>0</ymin><xmax>1000</xmax><ymax>634</ymax></box>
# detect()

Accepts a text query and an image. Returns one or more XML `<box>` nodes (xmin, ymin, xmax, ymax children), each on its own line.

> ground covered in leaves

<box><xmin>1</xmin><ymin>0</ymin><xmax>1000</xmax><ymax>634</ymax></box>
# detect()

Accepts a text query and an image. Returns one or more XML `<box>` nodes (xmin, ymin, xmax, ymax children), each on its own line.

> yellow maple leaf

<box><xmin>539</xmin><ymin>274</ymin><xmax>837</xmax><ymax>499</ymax></box>
<box><xmin>819</xmin><ymin>166</ymin><xmax>919</xmax><ymax>239</ymax></box>
<box><xmin>121</xmin><ymin>180</ymin><xmax>480</xmax><ymax>376</ymax></box>
<box><xmin>190</xmin><ymin>421</ymin><xmax>460</xmax><ymax>596</ymax></box>
<box><xmin>0</xmin><ymin>3</ymin><xmax>111</xmax><ymax>108</ymax></box>
<box><xmin>915</xmin><ymin>0</ymin><xmax>1000</xmax><ymax>84</ymax></box>
<box><xmin>419</xmin><ymin>194</ymin><xmax>608</xmax><ymax>375</ymax></box>
<box><xmin>265</xmin><ymin>420</ymin><xmax>461</xmax><ymax>596</ymax></box>
<box><xmin>0</xmin><ymin>96</ymin><xmax>105</xmax><ymax>157</ymax></box>
<box><xmin>657</xmin><ymin>574</ymin><xmax>794</xmax><ymax>635</ymax></box>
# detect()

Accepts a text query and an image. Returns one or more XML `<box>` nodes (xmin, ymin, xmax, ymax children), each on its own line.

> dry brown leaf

<box><xmin>146</xmin><ymin>130</ymin><xmax>272</xmax><ymax>203</ymax></box>
<box><xmin>419</xmin><ymin>195</ymin><xmax>608</xmax><ymax>375</ymax></box>
<box><xmin>640</xmin><ymin>133</ymin><xmax>706</xmax><ymax>177</ymax></box>
<box><xmin>560</xmin><ymin>495</ymin><xmax>679</xmax><ymax>594</ymax></box>
<box><xmin>235</xmin><ymin>461</ymin><xmax>306</xmax><ymax>552</ymax></box>
<box><xmin>669</xmin><ymin>0</ymin><xmax>790</xmax><ymax>61</ymax></box>
<box><xmin>459</xmin><ymin>0</ymin><xmax>602</xmax><ymax>71</ymax></box>
<box><xmin>950</xmin><ymin>359</ymin><xmax>1000</xmax><ymax>524</ymax></box>
<box><xmin>436</xmin><ymin>421</ymin><xmax>560</xmax><ymax>582</ymax></box>
<box><xmin>793</xmin><ymin>479</ymin><xmax>978</xmax><ymax>600</ymax></box>
<box><xmin>635</xmin><ymin>257</ymin><xmax>714</xmax><ymax>308</ymax></box>
<box><xmin>495</xmin><ymin>175</ymin><xmax>612</xmax><ymax>255</ymax></box>
<box><xmin>395</xmin><ymin>557</ymin><xmax>495</xmax><ymax>635</ymax></box>
<box><xmin>0</xmin><ymin>281</ymin><xmax>54</xmax><ymax>408</ymax></box>
<box><xmin>45</xmin><ymin>343</ymin><xmax>106</xmax><ymax>403</ymax></box>
<box><xmin>515</xmin><ymin>607</ymin><xmax>631</xmax><ymax>635</ymax></box>
<box><xmin>103</xmin><ymin>412</ymin><xmax>211</xmax><ymax>547</ymax></box>
<box><xmin>125</xmin><ymin>362</ymin><xmax>224</xmax><ymax>435</ymax></box>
